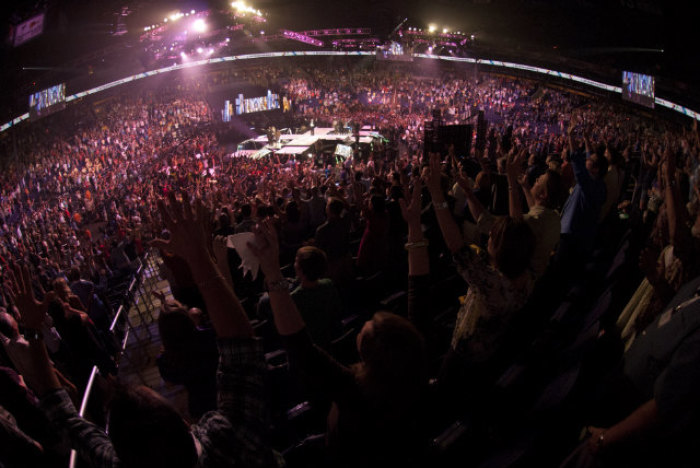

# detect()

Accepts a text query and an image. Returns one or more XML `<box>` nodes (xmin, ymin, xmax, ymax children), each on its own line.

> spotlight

<box><xmin>428</xmin><ymin>24</ymin><xmax>436</xmax><ymax>33</ymax></box>
<box><xmin>260</xmin><ymin>30</ymin><xmax>265</xmax><ymax>35</ymax></box>
<box><xmin>192</xmin><ymin>19</ymin><xmax>207</xmax><ymax>33</ymax></box>
<box><xmin>197</xmin><ymin>47</ymin><xmax>204</xmax><ymax>53</ymax></box>
<box><xmin>191</xmin><ymin>10</ymin><xmax>195</xmax><ymax>14</ymax></box>
<box><xmin>226</xmin><ymin>37</ymin><xmax>230</xmax><ymax>42</ymax></box>
<box><xmin>180</xmin><ymin>52</ymin><xmax>187</xmax><ymax>59</ymax></box>
<box><xmin>164</xmin><ymin>18</ymin><xmax>168</xmax><ymax>22</ymax></box>
<box><xmin>443</xmin><ymin>28</ymin><xmax>448</xmax><ymax>34</ymax></box>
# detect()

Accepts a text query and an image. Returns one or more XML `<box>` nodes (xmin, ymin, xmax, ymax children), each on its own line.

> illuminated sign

<box><xmin>13</xmin><ymin>13</ymin><xmax>45</xmax><ymax>46</ymax></box>
<box><xmin>223</xmin><ymin>90</ymin><xmax>280</xmax><ymax>120</ymax></box>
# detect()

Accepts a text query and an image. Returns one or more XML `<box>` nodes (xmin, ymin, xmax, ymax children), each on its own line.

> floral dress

<box><xmin>451</xmin><ymin>245</ymin><xmax>535</xmax><ymax>363</ymax></box>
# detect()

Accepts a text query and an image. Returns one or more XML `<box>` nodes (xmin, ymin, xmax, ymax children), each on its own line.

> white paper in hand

<box><xmin>226</xmin><ymin>233</ymin><xmax>260</xmax><ymax>280</ymax></box>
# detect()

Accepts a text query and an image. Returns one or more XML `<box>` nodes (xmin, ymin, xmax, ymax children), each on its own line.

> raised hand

<box><xmin>212</xmin><ymin>235</ymin><xmax>229</xmax><ymax>269</ymax></box>
<box><xmin>424</xmin><ymin>153</ymin><xmax>443</xmax><ymax>196</ymax></box>
<box><xmin>506</xmin><ymin>147</ymin><xmax>527</xmax><ymax>181</ymax></box>
<box><xmin>455</xmin><ymin>170</ymin><xmax>473</xmax><ymax>195</ymax></box>
<box><xmin>247</xmin><ymin>220</ymin><xmax>281</xmax><ymax>280</ymax></box>
<box><xmin>517</xmin><ymin>173</ymin><xmax>530</xmax><ymax>188</ymax></box>
<box><xmin>568</xmin><ymin>112</ymin><xmax>578</xmax><ymax>135</ymax></box>
<box><xmin>662</xmin><ymin>144</ymin><xmax>676</xmax><ymax>183</ymax></box>
<box><xmin>399</xmin><ymin>178</ymin><xmax>423</xmax><ymax>230</ymax></box>
<box><xmin>10</xmin><ymin>264</ymin><xmax>53</xmax><ymax>330</ymax></box>
<box><xmin>151</xmin><ymin>190</ymin><xmax>211</xmax><ymax>266</ymax></box>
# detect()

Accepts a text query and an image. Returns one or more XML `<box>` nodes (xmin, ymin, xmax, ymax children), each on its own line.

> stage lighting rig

<box><xmin>231</xmin><ymin>1</ymin><xmax>262</xmax><ymax>16</ymax></box>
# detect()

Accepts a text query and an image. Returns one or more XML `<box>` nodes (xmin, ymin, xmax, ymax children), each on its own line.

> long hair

<box><xmin>356</xmin><ymin>312</ymin><xmax>427</xmax><ymax>407</ymax></box>
<box><xmin>542</xmin><ymin>169</ymin><xmax>565</xmax><ymax>210</ymax></box>
<box><xmin>489</xmin><ymin>216</ymin><xmax>535</xmax><ymax>280</ymax></box>
<box><xmin>110</xmin><ymin>385</ymin><xmax>197</xmax><ymax>468</ymax></box>
<box><xmin>158</xmin><ymin>303</ymin><xmax>197</xmax><ymax>360</ymax></box>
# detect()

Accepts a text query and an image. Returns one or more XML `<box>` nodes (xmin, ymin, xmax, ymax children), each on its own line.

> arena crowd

<box><xmin>1</xmin><ymin>59</ymin><xmax>700</xmax><ymax>468</ymax></box>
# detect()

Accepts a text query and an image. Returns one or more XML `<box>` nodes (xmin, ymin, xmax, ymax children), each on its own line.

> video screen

<box><xmin>377</xmin><ymin>41</ymin><xmax>413</xmax><ymax>62</ymax></box>
<box><xmin>622</xmin><ymin>71</ymin><xmax>655</xmax><ymax>109</ymax></box>
<box><xmin>28</xmin><ymin>83</ymin><xmax>66</xmax><ymax>119</ymax></box>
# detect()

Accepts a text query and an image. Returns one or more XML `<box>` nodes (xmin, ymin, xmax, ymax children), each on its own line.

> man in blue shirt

<box><xmin>557</xmin><ymin>119</ymin><xmax>607</xmax><ymax>274</ymax></box>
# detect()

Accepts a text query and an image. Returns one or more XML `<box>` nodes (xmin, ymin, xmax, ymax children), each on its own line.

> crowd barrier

<box><xmin>67</xmin><ymin>250</ymin><xmax>162</xmax><ymax>468</ymax></box>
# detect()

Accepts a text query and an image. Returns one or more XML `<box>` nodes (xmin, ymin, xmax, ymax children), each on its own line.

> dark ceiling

<box><xmin>0</xmin><ymin>0</ymin><xmax>695</xmax><ymax>120</ymax></box>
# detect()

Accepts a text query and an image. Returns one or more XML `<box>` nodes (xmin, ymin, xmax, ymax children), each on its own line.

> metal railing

<box><xmin>67</xmin><ymin>250</ymin><xmax>162</xmax><ymax>468</ymax></box>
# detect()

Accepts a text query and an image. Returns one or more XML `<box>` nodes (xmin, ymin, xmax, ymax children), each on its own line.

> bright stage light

<box><xmin>192</xmin><ymin>19</ymin><xmax>207</xmax><ymax>33</ymax></box>
<box><xmin>164</xmin><ymin>18</ymin><xmax>168</xmax><ymax>22</ymax></box>
<box><xmin>443</xmin><ymin>28</ymin><xmax>448</xmax><ymax>34</ymax></box>
<box><xmin>231</xmin><ymin>1</ymin><xmax>261</xmax><ymax>16</ymax></box>
<box><xmin>191</xmin><ymin>10</ymin><xmax>195</xmax><ymax>14</ymax></box>
<box><xmin>428</xmin><ymin>24</ymin><xmax>436</xmax><ymax>33</ymax></box>
<box><xmin>197</xmin><ymin>47</ymin><xmax>203</xmax><ymax>53</ymax></box>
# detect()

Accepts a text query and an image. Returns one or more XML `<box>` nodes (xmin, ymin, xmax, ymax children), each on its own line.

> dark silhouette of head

<box><xmin>295</xmin><ymin>246</ymin><xmax>328</xmax><ymax>282</ymax></box>
<box><xmin>109</xmin><ymin>385</ymin><xmax>197</xmax><ymax>468</ymax></box>
<box><xmin>356</xmin><ymin>312</ymin><xmax>426</xmax><ymax>404</ymax></box>
<box><xmin>158</xmin><ymin>301</ymin><xmax>196</xmax><ymax>358</ymax></box>
<box><xmin>488</xmin><ymin>216</ymin><xmax>535</xmax><ymax>279</ymax></box>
